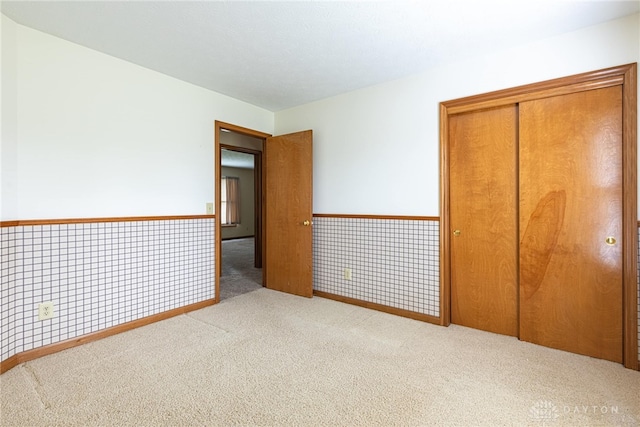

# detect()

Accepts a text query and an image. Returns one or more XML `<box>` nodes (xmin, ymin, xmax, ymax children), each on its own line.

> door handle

<box><xmin>605</xmin><ymin>236</ymin><xmax>616</xmax><ymax>245</ymax></box>
<box><xmin>453</xmin><ymin>229</ymin><xmax>461</xmax><ymax>237</ymax></box>
<box><xmin>303</xmin><ymin>220</ymin><xmax>311</xmax><ymax>226</ymax></box>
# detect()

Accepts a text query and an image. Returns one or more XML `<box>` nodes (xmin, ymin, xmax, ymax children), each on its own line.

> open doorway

<box><xmin>215</xmin><ymin>121</ymin><xmax>314</xmax><ymax>301</ymax></box>
<box><xmin>219</xmin><ymin>147</ymin><xmax>261</xmax><ymax>300</ymax></box>
<box><xmin>215</xmin><ymin>122</ymin><xmax>269</xmax><ymax>302</ymax></box>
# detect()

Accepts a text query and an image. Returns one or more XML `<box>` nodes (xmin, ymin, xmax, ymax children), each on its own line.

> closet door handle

<box><xmin>605</xmin><ymin>236</ymin><xmax>616</xmax><ymax>245</ymax></box>
<box><xmin>453</xmin><ymin>229</ymin><xmax>461</xmax><ymax>237</ymax></box>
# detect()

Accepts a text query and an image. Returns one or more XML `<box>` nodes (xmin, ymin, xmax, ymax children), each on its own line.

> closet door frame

<box><xmin>439</xmin><ymin>63</ymin><xmax>638</xmax><ymax>370</ymax></box>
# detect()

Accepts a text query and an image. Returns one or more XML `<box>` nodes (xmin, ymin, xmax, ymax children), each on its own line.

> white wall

<box><xmin>5</xmin><ymin>13</ymin><xmax>639</xmax><ymax>220</ymax></box>
<box><xmin>1</xmin><ymin>15</ymin><xmax>273</xmax><ymax>220</ymax></box>
<box><xmin>275</xmin><ymin>13</ymin><xmax>640</xmax><ymax>216</ymax></box>
<box><xmin>1</xmin><ymin>16</ymin><xmax>19</xmax><ymax>220</ymax></box>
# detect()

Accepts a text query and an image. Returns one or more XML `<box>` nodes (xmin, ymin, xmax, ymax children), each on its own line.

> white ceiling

<box><xmin>221</xmin><ymin>149</ymin><xmax>255</xmax><ymax>169</ymax></box>
<box><xmin>2</xmin><ymin>1</ymin><xmax>639</xmax><ymax>112</ymax></box>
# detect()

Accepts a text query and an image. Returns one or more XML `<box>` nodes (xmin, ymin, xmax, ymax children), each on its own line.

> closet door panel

<box><xmin>450</xmin><ymin>106</ymin><xmax>518</xmax><ymax>336</ymax></box>
<box><xmin>519</xmin><ymin>86</ymin><xmax>623</xmax><ymax>363</ymax></box>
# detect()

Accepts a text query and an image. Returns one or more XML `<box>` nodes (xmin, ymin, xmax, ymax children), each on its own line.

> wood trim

<box><xmin>0</xmin><ymin>355</ymin><xmax>20</xmax><ymax>375</ymax></box>
<box><xmin>0</xmin><ymin>215</ymin><xmax>214</xmax><ymax>227</ymax></box>
<box><xmin>443</xmin><ymin>65</ymin><xmax>629</xmax><ymax>114</ymax></box>
<box><xmin>254</xmin><ymin>151</ymin><xmax>263</xmax><ymax>269</ymax></box>
<box><xmin>215</xmin><ymin>121</ymin><xmax>272</xmax><ymax>139</ymax></box>
<box><xmin>313</xmin><ymin>214</ymin><xmax>439</xmax><ymax>221</ymax></box>
<box><xmin>439</xmin><ymin>103</ymin><xmax>451</xmax><ymax>327</ymax></box>
<box><xmin>313</xmin><ymin>290</ymin><xmax>441</xmax><ymax>325</ymax></box>
<box><xmin>215</xmin><ymin>123</ymin><xmax>222</xmax><ymax>303</ymax></box>
<box><xmin>215</xmin><ymin>121</ymin><xmax>271</xmax><ymax>301</ymax></box>
<box><xmin>0</xmin><ymin>299</ymin><xmax>214</xmax><ymax>375</ymax></box>
<box><xmin>622</xmin><ymin>64</ymin><xmax>638</xmax><ymax>370</ymax></box>
<box><xmin>440</xmin><ymin>63</ymin><xmax>638</xmax><ymax>370</ymax></box>
<box><xmin>220</xmin><ymin>144</ymin><xmax>260</xmax><ymax>155</ymax></box>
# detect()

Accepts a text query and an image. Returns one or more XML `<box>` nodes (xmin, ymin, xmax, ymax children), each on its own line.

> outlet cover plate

<box><xmin>38</xmin><ymin>302</ymin><xmax>54</xmax><ymax>320</ymax></box>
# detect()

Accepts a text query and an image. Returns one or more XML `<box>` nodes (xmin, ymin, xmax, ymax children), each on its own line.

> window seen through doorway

<box><xmin>221</xmin><ymin>176</ymin><xmax>240</xmax><ymax>225</ymax></box>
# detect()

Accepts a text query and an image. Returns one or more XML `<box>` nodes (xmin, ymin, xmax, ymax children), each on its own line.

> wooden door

<box><xmin>519</xmin><ymin>86</ymin><xmax>623</xmax><ymax>363</ymax></box>
<box><xmin>449</xmin><ymin>106</ymin><xmax>519</xmax><ymax>336</ymax></box>
<box><xmin>264</xmin><ymin>130</ymin><xmax>313</xmax><ymax>297</ymax></box>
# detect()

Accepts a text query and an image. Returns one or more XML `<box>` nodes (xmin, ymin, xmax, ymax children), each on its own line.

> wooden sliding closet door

<box><xmin>450</xmin><ymin>106</ymin><xmax>519</xmax><ymax>336</ymax></box>
<box><xmin>519</xmin><ymin>86</ymin><xmax>623</xmax><ymax>363</ymax></box>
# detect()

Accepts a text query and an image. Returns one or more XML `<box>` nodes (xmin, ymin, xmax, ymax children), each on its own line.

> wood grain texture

<box><xmin>264</xmin><ymin>130</ymin><xmax>313</xmax><ymax>298</ymax></box>
<box><xmin>519</xmin><ymin>86</ymin><xmax>623</xmax><ymax>363</ymax></box>
<box><xmin>519</xmin><ymin>191</ymin><xmax>566</xmax><ymax>300</ymax></box>
<box><xmin>449</xmin><ymin>105</ymin><xmax>519</xmax><ymax>336</ymax></box>
<box><xmin>439</xmin><ymin>103</ymin><xmax>451</xmax><ymax>326</ymax></box>
<box><xmin>215</xmin><ymin>123</ymin><xmax>223</xmax><ymax>303</ymax></box>
<box><xmin>215</xmin><ymin>120</ymin><xmax>272</xmax><ymax>139</ymax></box>
<box><xmin>253</xmin><ymin>151</ymin><xmax>263</xmax><ymax>269</ymax></box>
<box><xmin>0</xmin><ymin>299</ymin><xmax>215</xmax><ymax>374</ymax></box>
<box><xmin>441</xmin><ymin>63</ymin><xmax>637</xmax><ymax>370</ymax></box>
<box><xmin>622</xmin><ymin>65</ymin><xmax>638</xmax><ymax>370</ymax></box>
<box><xmin>443</xmin><ymin>65</ymin><xmax>628</xmax><ymax>115</ymax></box>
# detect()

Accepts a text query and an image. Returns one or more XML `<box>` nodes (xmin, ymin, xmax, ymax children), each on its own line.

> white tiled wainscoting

<box><xmin>313</xmin><ymin>216</ymin><xmax>640</xmax><ymax>363</ymax></box>
<box><xmin>312</xmin><ymin>216</ymin><xmax>440</xmax><ymax>317</ymax></box>
<box><xmin>1</xmin><ymin>216</ymin><xmax>638</xmax><ymax>368</ymax></box>
<box><xmin>0</xmin><ymin>218</ymin><xmax>215</xmax><ymax>363</ymax></box>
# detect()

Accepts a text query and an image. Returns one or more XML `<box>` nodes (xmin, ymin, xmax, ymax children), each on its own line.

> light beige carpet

<box><xmin>220</xmin><ymin>238</ymin><xmax>262</xmax><ymax>301</ymax></box>
<box><xmin>1</xmin><ymin>288</ymin><xmax>638</xmax><ymax>426</ymax></box>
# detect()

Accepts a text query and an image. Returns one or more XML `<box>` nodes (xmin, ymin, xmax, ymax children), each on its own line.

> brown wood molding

<box><xmin>313</xmin><ymin>214</ymin><xmax>439</xmax><ymax>221</ymax></box>
<box><xmin>215</xmin><ymin>123</ymin><xmax>222</xmax><ymax>304</ymax></box>
<box><xmin>443</xmin><ymin>64</ymin><xmax>630</xmax><ymax>114</ymax></box>
<box><xmin>314</xmin><ymin>290</ymin><xmax>441</xmax><ymax>326</ymax></box>
<box><xmin>622</xmin><ymin>64</ymin><xmax>638</xmax><ymax>370</ymax></box>
<box><xmin>0</xmin><ymin>353</ymin><xmax>23</xmax><ymax>374</ymax></box>
<box><xmin>440</xmin><ymin>63</ymin><xmax>638</xmax><ymax>370</ymax></box>
<box><xmin>439</xmin><ymin>103</ymin><xmax>451</xmax><ymax>327</ymax></box>
<box><xmin>0</xmin><ymin>299</ymin><xmax>215</xmax><ymax>375</ymax></box>
<box><xmin>215</xmin><ymin>121</ymin><xmax>272</xmax><ymax>139</ymax></box>
<box><xmin>0</xmin><ymin>355</ymin><xmax>19</xmax><ymax>375</ymax></box>
<box><xmin>0</xmin><ymin>214</ymin><xmax>214</xmax><ymax>227</ymax></box>
<box><xmin>215</xmin><ymin>121</ymin><xmax>271</xmax><ymax>303</ymax></box>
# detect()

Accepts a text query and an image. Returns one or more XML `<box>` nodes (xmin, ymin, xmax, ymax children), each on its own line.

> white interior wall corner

<box><xmin>6</xmin><ymin>15</ymin><xmax>273</xmax><ymax>220</ymax></box>
<box><xmin>274</xmin><ymin>12</ymin><xmax>640</xmax><ymax>217</ymax></box>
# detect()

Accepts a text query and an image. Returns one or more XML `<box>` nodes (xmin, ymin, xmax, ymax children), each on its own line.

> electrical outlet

<box><xmin>38</xmin><ymin>302</ymin><xmax>54</xmax><ymax>321</ymax></box>
<box><xmin>344</xmin><ymin>268</ymin><xmax>352</xmax><ymax>280</ymax></box>
<box><xmin>206</xmin><ymin>202</ymin><xmax>214</xmax><ymax>215</ymax></box>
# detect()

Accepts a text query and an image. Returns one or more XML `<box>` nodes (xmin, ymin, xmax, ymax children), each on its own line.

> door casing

<box><xmin>214</xmin><ymin>122</ymin><xmax>314</xmax><ymax>301</ymax></box>
<box><xmin>215</xmin><ymin>121</ymin><xmax>270</xmax><ymax>303</ymax></box>
<box><xmin>439</xmin><ymin>63</ymin><xmax>638</xmax><ymax>370</ymax></box>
